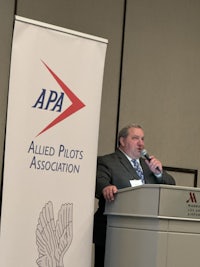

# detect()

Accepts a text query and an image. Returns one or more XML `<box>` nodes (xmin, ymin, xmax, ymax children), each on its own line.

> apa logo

<box><xmin>186</xmin><ymin>192</ymin><xmax>197</xmax><ymax>203</ymax></box>
<box><xmin>32</xmin><ymin>61</ymin><xmax>85</xmax><ymax>136</ymax></box>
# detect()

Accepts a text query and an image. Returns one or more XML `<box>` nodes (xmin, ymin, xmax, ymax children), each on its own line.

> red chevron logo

<box><xmin>36</xmin><ymin>61</ymin><xmax>85</xmax><ymax>136</ymax></box>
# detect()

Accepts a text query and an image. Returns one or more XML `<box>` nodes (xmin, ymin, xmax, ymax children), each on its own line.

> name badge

<box><xmin>130</xmin><ymin>179</ymin><xmax>143</xmax><ymax>187</ymax></box>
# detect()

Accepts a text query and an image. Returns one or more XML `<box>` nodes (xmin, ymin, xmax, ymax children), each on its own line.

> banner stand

<box><xmin>0</xmin><ymin>16</ymin><xmax>107</xmax><ymax>267</ymax></box>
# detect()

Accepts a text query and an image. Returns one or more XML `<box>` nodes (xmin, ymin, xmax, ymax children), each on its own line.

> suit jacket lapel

<box><xmin>116</xmin><ymin>149</ymin><xmax>140</xmax><ymax>180</ymax></box>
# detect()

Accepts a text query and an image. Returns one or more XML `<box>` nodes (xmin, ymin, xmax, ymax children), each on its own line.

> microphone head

<box><xmin>141</xmin><ymin>149</ymin><xmax>147</xmax><ymax>157</ymax></box>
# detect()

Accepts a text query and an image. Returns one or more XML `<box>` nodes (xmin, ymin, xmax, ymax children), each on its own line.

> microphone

<box><xmin>141</xmin><ymin>149</ymin><xmax>151</xmax><ymax>161</ymax></box>
<box><xmin>141</xmin><ymin>149</ymin><xmax>161</xmax><ymax>173</ymax></box>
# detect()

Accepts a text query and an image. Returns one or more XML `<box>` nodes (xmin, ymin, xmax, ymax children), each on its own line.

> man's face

<box><xmin>120</xmin><ymin>127</ymin><xmax>145</xmax><ymax>159</ymax></box>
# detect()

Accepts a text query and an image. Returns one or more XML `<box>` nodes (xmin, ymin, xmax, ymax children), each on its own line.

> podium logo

<box><xmin>186</xmin><ymin>192</ymin><xmax>197</xmax><ymax>203</ymax></box>
<box><xmin>33</xmin><ymin>61</ymin><xmax>85</xmax><ymax>136</ymax></box>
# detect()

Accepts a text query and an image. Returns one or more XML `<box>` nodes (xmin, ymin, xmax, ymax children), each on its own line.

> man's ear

<box><xmin>119</xmin><ymin>137</ymin><xmax>125</xmax><ymax>147</ymax></box>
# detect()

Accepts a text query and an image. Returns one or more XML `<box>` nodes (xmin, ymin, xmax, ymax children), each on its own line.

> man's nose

<box><xmin>138</xmin><ymin>139</ymin><xmax>144</xmax><ymax>145</ymax></box>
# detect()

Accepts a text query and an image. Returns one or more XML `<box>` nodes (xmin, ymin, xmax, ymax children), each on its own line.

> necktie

<box><xmin>131</xmin><ymin>159</ymin><xmax>144</xmax><ymax>183</ymax></box>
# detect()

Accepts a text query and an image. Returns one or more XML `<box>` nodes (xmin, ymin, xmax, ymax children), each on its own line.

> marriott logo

<box><xmin>186</xmin><ymin>192</ymin><xmax>197</xmax><ymax>203</ymax></box>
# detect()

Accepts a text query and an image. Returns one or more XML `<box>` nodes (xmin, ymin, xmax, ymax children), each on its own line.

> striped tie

<box><xmin>132</xmin><ymin>159</ymin><xmax>144</xmax><ymax>183</ymax></box>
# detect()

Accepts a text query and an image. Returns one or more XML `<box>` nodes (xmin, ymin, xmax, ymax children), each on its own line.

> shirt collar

<box><xmin>118</xmin><ymin>148</ymin><xmax>140</xmax><ymax>163</ymax></box>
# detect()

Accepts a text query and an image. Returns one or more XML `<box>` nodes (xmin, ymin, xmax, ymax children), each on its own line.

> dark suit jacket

<box><xmin>93</xmin><ymin>148</ymin><xmax>175</xmax><ymax>245</ymax></box>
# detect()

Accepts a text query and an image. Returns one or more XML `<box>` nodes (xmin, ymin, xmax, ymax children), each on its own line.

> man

<box><xmin>93</xmin><ymin>124</ymin><xmax>175</xmax><ymax>267</ymax></box>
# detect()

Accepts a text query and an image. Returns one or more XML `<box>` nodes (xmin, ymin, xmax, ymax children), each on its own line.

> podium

<box><xmin>104</xmin><ymin>184</ymin><xmax>200</xmax><ymax>267</ymax></box>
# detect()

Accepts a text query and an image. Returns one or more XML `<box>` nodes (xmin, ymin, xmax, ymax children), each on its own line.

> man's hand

<box><xmin>145</xmin><ymin>155</ymin><xmax>163</xmax><ymax>175</ymax></box>
<box><xmin>102</xmin><ymin>185</ymin><xmax>118</xmax><ymax>201</ymax></box>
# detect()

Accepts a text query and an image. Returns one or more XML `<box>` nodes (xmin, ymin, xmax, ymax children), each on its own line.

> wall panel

<box><xmin>119</xmin><ymin>0</ymin><xmax>200</xmax><ymax>186</ymax></box>
<box><xmin>0</xmin><ymin>0</ymin><xmax>16</xmax><ymax>211</ymax></box>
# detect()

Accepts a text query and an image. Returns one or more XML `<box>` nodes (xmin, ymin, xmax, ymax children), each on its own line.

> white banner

<box><xmin>0</xmin><ymin>16</ymin><xmax>107</xmax><ymax>267</ymax></box>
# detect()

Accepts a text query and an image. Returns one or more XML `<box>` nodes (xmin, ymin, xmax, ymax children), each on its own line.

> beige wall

<box><xmin>0</xmin><ymin>0</ymin><xmax>15</xmax><ymax>198</ymax></box>
<box><xmin>1</xmin><ymin>0</ymin><xmax>200</xmax><ymax>200</ymax></box>
<box><xmin>119</xmin><ymin>0</ymin><xmax>200</xmax><ymax>186</ymax></box>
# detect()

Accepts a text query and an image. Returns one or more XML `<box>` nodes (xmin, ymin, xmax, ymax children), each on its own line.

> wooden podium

<box><xmin>104</xmin><ymin>184</ymin><xmax>200</xmax><ymax>267</ymax></box>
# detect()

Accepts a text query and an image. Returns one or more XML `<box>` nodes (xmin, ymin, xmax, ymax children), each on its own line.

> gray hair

<box><xmin>117</xmin><ymin>123</ymin><xmax>143</xmax><ymax>146</ymax></box>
